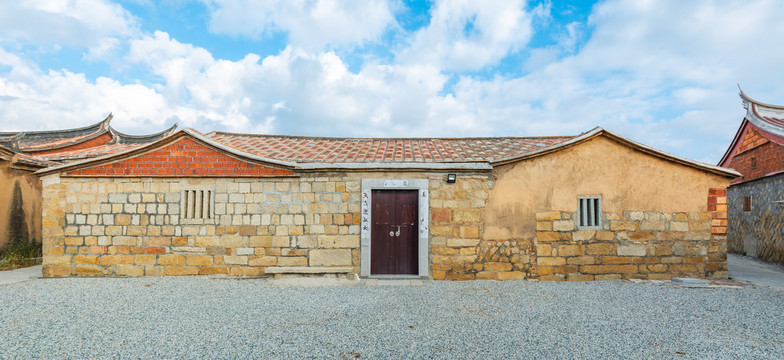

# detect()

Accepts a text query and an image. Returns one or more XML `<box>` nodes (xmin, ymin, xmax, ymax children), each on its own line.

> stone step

<box><xmin>264</xmin><ymin>266</ymin><xmax>354</xmax><ymax>275</ymax></box>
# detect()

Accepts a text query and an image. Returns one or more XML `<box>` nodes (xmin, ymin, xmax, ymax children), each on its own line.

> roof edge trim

<box><xmin>490</xmin><ymin>127</ymin><xmax>604</xmax><ymax>166</ymax></box>
<box><xmin>492</xmin><ymin>127</ymin><xmax>740</xmax><ymax>178</ymax></box>
<box><xmin>718</xmin><ymin>118</ymin><xmax>748</xmax><ymax>167</ymax></box>
<box><xmin>297</xmin><ymin>162</ymin><xmax>493</xmax><ymax>171</ymax></box>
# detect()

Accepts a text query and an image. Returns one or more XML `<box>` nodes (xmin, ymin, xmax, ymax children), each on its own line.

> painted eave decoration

<box><xmin>35</xmin><ymin>128</ymin><xmax>297</xmax><ymax>178</ymax></box>
<box><xmin>490</xmin><ymin>126</ymin><xmax>741</xmax><ymax>179</ymax></box>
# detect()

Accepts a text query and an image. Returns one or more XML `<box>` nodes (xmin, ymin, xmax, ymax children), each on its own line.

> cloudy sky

<box><xmin>1</xmin><ymin>0</ymin><xmax>783</xmax><ymax>164</ymax></box>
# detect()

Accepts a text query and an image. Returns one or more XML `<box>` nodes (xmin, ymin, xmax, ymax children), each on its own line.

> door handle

<box><xmin>388</xmin><ymin>226</ymin><xmax>402</xmax><ymax>237</ymax></box>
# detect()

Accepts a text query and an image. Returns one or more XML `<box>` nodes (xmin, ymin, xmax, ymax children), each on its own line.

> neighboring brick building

<box><xmin>35</xmin><ymin>126</ymin><xmax>739</xmax><ymax>280</ymax></box>
<box><xmin>719</xmin><ymin>90</ymin><xmax>784</xmax><ymax>265</ymax></box>
<box><xmin>0</xmin><ymin>115</ymin><xmax>177</xmax><ymax>252</ymax></box>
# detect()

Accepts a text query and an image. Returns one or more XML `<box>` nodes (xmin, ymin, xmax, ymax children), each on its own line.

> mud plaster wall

<box><xmin>483</xmin><ymin>136</ymin><xmax>732</xmax><ymax>242</ymax></box>
<box><xmin>0</xmin><ymin>161</ymin><xmax>42</xmax><ymax>249</ymax></box>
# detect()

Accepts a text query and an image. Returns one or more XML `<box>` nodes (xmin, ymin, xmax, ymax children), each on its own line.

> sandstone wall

<box><xmin>427</xmin><ymin>175</ymin><xmax>530</xmax><ymax>280</ymax></box>
<box><xmin>534</xmin><ymin>210</ymin><xmax>728</xmax><ymax>281</ymax></box>
<box><xmin>42</xmin><ymin>172</ymin><xmax>495</xmax><ymax>278</ymax></box>
<box><xmin>42</xmin><ymin>176</ymin><xmax>361</xmax><ymax>277</ymax></box>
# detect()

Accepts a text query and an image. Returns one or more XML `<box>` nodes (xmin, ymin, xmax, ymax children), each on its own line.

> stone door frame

<box><xmin>360</xmin><ymin>179</ymin><xmax>429</xmax><ymax>278</ymax></box>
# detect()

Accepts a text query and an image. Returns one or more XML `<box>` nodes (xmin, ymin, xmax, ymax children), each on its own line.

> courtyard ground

<box><xmin>0</xmin><ymin>274</ymin><xmax>782</xmax><ymax>359</ymax></box>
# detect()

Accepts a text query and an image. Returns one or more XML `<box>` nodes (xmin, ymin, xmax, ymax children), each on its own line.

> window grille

<box><xmin>743</xmin><ymin>196</ymin><xmax>752</xmax><ymax>212</ymax></box>
<box><xmin>751</xmin><ymin>157</ymin><xmax>757</xmax><ymax>170</ymax></box>
<box><xmin>182</xmin><ymin>189</ymin><xmax>213</xmax><ymax>220</ymax></box>
<box><xmin>577</xmin><ymin>196</ymin><xmax>602</xmax><ymax>228</ymax></box>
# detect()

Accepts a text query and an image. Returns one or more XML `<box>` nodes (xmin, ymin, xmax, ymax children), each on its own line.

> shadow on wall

<box><xmin>4</xmin><ymin>181</ymin><xmax>30</xmax><ymax>253</ymax></box>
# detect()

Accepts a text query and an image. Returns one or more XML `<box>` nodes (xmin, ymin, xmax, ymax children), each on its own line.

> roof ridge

<box><xmin>108</xmin><ymin>123</ymin><xmax>178</xmax><ymax>144</ymax></box>
<box><xmin>209</xmin><ymin>131</ymin><xmax>574</xmax><ymax>141</ymax></box>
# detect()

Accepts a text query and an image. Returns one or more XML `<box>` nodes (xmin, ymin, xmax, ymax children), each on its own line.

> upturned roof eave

<box><xmin>6</xmin><ymin>114</ymin><xmax>113</xmax><ymax>152</ymax></box>
<box><xmin>739</xmin><ymin>87</ymin><xmax>784</xmax><ymax>137</ymax></box>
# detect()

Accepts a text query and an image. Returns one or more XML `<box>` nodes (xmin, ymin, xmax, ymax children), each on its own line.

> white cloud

<box><xmin>0</xmin><ymin>48</ymin><xmax>168</xmax><ymax>133</ymax></box>
<box><xmin>2</xmin><ymin>0</ymin><xmax>784</xmax><ymax>165</ymax></box>
<box><xmin>0</xmin><ymin>0</ymin><xmax>138</xmax><ymax>48</ymax></box>
<box><xmin>203</xmin><ymin>0</ymin><xmax>398</xmax><ymax>50</ymax></box>
<box><xmin>431</xmin><ymin>0</ymin><xmax>784</xmax><ymax>162</ymax></box>
<box><xmin>397</xmin><ymin>0</ymin><xmax>534</xmax><ymax>71</ymax></box>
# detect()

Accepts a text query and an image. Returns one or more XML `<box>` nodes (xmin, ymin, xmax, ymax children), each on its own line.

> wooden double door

<box><xmin>371</xmin><ymin>190</ymin><xmax>419</xmax><ymax>275</ymax></box>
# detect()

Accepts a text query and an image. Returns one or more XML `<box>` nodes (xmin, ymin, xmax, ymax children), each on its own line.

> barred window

<box><xmin>743</xmin><ymin>196</ymin><xmax>752</xmax><ymax>212</ymax></box>
<box><xmin>577</xmin><ymin>196</ymin><xmax>602</xmax><ymax>228</ymax></box>
<box><xmin>181</xmin><ymin>188</ymin><xmax>214</xmax><ymax>222</ymax></box>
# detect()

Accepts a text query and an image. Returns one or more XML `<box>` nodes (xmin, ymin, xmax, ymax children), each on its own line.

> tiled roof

<box><xmin>14</xmin><ymin>153</ymin><xmax>60</xmax><ymax>168</ymax></box>
<box><xmin>37</xmin><ymin>143</ymin><xmax>148</xmax><ymax>162</ymax></box>
<box><xmin>208</xmin><ymin>132</ymin><xmax>575</xmax><ymax>163</ymax></box>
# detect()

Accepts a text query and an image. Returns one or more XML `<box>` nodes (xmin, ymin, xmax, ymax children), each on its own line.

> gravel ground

<box><xmin>1</xmin><ymin>278</ymin><xmax>783</xmax><ymax>359</ymax></box>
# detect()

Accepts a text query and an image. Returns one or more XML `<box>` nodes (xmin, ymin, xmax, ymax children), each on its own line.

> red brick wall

<box><xmin>29</xmin><ymin>132</ymin><xmax>114</xmax><ymax>156</ymax></box>
<box><xmin>64</xmin><ymin>137</ymin><xmax>295</xmax><ymax>177</ymax></box>
<box><xmin>736</xmin><ymin>127</ymin><xmax>768</xmax><ymax>153</ymax></box>
<box><xmin>707</xmin><ymin>188</ymin><xmax>727</xmax><ymax>235</ymax></box>
<box><xmin>728</xmin><ymin>140</ymin><xmax>784</xmax><ymax>183</ymax></box>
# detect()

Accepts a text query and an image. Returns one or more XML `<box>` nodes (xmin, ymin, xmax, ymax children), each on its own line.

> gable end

<box><xmin>63</xmin><ymin>137</ymin><xmax>295</xmax><ymax>177</ymax></box>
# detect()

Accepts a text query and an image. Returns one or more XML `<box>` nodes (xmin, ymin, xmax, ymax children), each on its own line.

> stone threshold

<box><xmin>264</xmin><ymin>266</ymin><xmax>354</xmax><ymax>274</ymax></box>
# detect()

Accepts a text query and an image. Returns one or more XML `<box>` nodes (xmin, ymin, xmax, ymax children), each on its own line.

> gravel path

<box><xmin>1</xmin><ymin>278</ymin><xmax>782</xmax><ymax>359</ymax></box>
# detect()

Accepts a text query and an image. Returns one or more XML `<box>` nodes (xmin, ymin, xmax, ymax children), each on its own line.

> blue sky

<box><xmin>1</xmin><ymin>0</ymin><xmax>783</xmax><ymax>164</ymax></box>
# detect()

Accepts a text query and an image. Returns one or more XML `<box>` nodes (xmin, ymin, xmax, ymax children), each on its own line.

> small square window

<box><xmin>743</xmin><ymin>196</ymin><xmax>752</xmax><ymax>212</ymax></box>
<box><xmin>181</xmin><ymin>188</ymin><xmax>214</xmax><ymax>223</ymax></box>
<box><xmin>577</xmin><ymin>195</ymin><xmax>602</xmax><ymax>228</ymax></box>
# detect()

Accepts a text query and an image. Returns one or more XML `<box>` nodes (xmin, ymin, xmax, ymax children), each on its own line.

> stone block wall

<box><xmin>42</xmin><ymin>176</ymin><xmax>361</xmax><ymax>277</ymax></box>
<box><xmin>727</xmin><ymin>174</ymin><xmax>784</xmax><ymax>265</ymax></box>
<box><xmin>40</xmin><ymin>171</ymin><xmax>730</xmax><ymax>281</ymax></box>
<box><xmin>534</xmin><ymin>210</ymin><xmax>727</xmax><ymax>281</ymax></box>
<box><xmin>428</xmin><ymin>175</ymin><xmax>533</xmax><ymax>280</ymax></box>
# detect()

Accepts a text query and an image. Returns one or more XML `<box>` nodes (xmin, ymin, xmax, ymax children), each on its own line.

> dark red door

<box><xmin>371</xmin><ymin>190</ymin><xmax>419</xmax><ymax>275</ymax></box>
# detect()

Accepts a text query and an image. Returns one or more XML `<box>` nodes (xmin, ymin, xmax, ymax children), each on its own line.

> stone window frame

<box><xmin>180</xmin><ymin>183</ymin><xmax>216</xmax><ymax>225</ymax></box>
<box><xmin>576</xmin><ymin>195</ymin><xmax>602</xmax><ymax>229</ymax></box>
<box><xmin>360</xmin><ymin>179</ymin><xmax>429</xmax><ymax>279</ymax></box>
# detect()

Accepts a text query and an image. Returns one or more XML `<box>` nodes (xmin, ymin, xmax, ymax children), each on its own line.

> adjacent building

<box><xmin>719</xmin><ymin>90</ymin><xmax>784</xmax><ymax>265</ymax></box>
<box><xmin>36</xmin><ymin>126</ymin><xmax>738</xmax><ymax>280</ymax></box>
<box><xmin>0</xmin><ymin>115</ymin><xmax>177</xmax><ymax>252</ymax></box>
